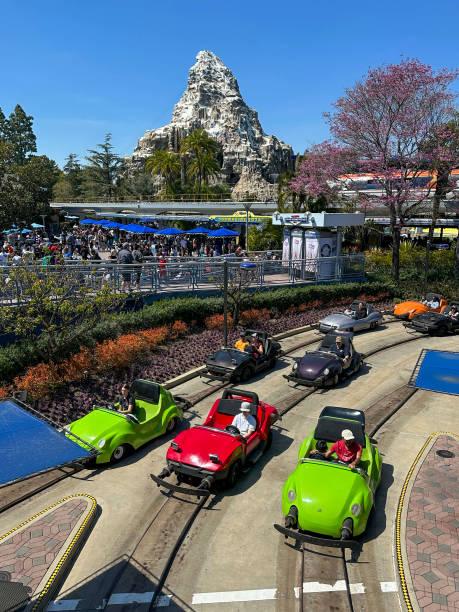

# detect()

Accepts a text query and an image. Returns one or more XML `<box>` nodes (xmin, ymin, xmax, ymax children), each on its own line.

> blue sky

<box><xmin>1</xmin><ymin>0</ymin><xmax>458</xmax><ymax>166</ymax></box>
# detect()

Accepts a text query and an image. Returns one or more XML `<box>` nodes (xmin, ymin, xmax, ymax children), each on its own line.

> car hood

<box><xmin>167</xmin><ymin>425</ymin><xmax>241</xmax><ymax>469</ymax></box>
<box><xmin>297</xmin><ymin>351</ymin><xmax>339</xmax><ymax>378</ymax></box>
<box><xmin>413</xmin><ymin>312</ymin><xmax>445</xmax><ymax>324</ymax></box>
<box><xmin>319</xmin><ymin>314</ymin><xmax>353</xmax><ymax>327</ymax></box>
<box><xmin>394</xmin><ymin>301</ymin><xmax>425</xmax><ymax>314</ymax></box>
<box><xmin>206</xmin><ymin>348</ymin><xmax>249</xmax><ymax>370</ymax></box>
<box><xmin>68</xmin><ymin>408</ymin><xmax>131</xmax><ymax>448</ymax></box>
<box><xmin>286</xmin><ymin>461</ymin><xmax>366</xmax><ymax>531</ymax></box>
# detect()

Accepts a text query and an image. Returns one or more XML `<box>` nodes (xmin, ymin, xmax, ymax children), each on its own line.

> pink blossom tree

<box><xmin>292</xmin><ymin>59</ymin><xmax>457</xmax><ymax>280</ymax></box>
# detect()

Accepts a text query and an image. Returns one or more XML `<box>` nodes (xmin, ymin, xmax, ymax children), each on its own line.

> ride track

<box><xmin>108</xmin><ymin>328</ymin><xmax>426</xmax><ymax>611</ymax></box>
<box><xmin>1</xmin><ymin>323</ymin><xmax>394</xmax><ymax>515</ymax></box>
<box><xmin>1</xmin><ymin>320</ymin><xmax>434</xmax><ymax>611</ymax></box>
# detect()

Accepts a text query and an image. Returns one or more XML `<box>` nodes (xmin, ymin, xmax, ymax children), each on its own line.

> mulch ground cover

<box><xmin>37</xmin><ymin>301</ymin><xmax>391</xmax><ymax>426</ymax></box>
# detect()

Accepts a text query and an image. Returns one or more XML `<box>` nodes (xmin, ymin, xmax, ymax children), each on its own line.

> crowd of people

<box><xmin>0</xmin><ymin>224</ymin><xmax>245</xmax><ymax>267</ymax></box>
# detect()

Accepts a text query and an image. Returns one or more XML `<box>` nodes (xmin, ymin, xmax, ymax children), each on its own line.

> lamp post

<box><xmin>223</xmin><ymin>259</ymin><xmax>229</xmax><ymax>347</ymax></box>
<box><xmin>242</xmin><ymin>201</ymin><xmax>253</xmax><ymax>253</ymax></box>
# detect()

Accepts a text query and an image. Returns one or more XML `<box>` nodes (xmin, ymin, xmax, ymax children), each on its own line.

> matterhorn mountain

<box><xmin>130</xmin><ymin>50</ymin><xmax>293</xmax><ymax>198</ymax></box>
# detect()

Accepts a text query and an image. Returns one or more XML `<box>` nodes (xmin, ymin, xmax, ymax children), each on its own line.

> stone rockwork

<box><xmin>130</xmin><ymin>50</ymin><xmax>293</xmax><ymax>198</ymax></box>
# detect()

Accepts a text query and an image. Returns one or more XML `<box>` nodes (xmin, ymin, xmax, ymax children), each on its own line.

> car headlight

<box><xmin>98</xmin><ymin>439</ymin><xmax>106</xmax><ymax>448</ymax></box>
<box><xmin>292</xmin><ymin>362</ymin><xmax>298</xmax><ymax>371</ymax></box>
<box><xmin>323</xmin><ymin>368</ymin><xmax>330</xmax><ymax>375</ymax></box>
<box><xmin>351</xmin><ymin>503</ymin><xmax>361</xmax><ymax>516</ymax></box>
<box><xmin>288</xmin><ymin>489</ymin><xmax>296</xmax><ymax>501</ymax></box>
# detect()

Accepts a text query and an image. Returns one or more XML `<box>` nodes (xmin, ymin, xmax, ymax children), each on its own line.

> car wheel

<box><xmin>227</xmin><ymin>460</ymin><xmax>241</xmax><ymax>488</ymax></box>
<box><xmin>332</xmin><ymin>374</ymin><xmax>339</xmax><ymax>386</ymax></box>
<box><xmin>264</xmin><ymin>431</ymin><xmax>273</xmax><ymax>453</ymax></box>
<box><xmin>437</xmin><ymin>326</ymin><xmax>448</xmax><ymax>336</ymax></box>
<box><xmin>110</xmin><ymin>444</ymin><xmax>128</xmax><ymax>464</ymax></box>
<box><xmin>166</xmin><ymin>417</ymin><xmax>178</xmax><ymax>433</ymax></box>
<box><xmin>370</xmin><ymin>321</ymin><xmax>378</xmax><ymax>330</ymax></box>
<box><xmin>240</xmin><ymin>366</ymin><xmax>253</xmax><ymax>382</ymax></box>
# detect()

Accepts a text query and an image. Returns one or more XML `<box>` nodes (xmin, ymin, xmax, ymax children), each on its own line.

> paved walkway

<box><xmin>0</xmin><ymin>494</ymin><xmax>96</xmax><ymax>611</ymax></box>
<box><xmin>404</xmin><ymin>434</ymin><xmax>459</xmax><ymax>611</ymax></box>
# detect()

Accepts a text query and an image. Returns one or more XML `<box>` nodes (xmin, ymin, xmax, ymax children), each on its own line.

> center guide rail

<box><xmin>150</xmin><ymin>473</ymin><xmax>211</xmax><ymax>498</ymax></box>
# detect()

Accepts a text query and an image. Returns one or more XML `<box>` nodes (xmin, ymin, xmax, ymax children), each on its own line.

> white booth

<box><xmin>273</xmin><ymin>212</ymin><xmax>365</xmax><ymax>281</ymax></box>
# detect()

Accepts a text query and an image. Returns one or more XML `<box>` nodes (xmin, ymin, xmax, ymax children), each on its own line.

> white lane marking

<box><xmin>192</xmin><ymin>589</ymin><xmax>278</xmax><ymax>604</ymax></box>
<box><xmin>107</xmin><ymin>593</ymin><xmax>170</xmax><ymax>606</ymax></box>
<box><xmin>294</xmin><ymin>580</ymin><xmax>365</xmax><ymax>597</ymax></box>
<box><xmin>47</xmin><ymin>602</ymin><xmax>81</xmax><ymax>611</ymax></box>
<box><xmin>380</xmin><ymin>581</ymin><xmax>398</xmax><ymax>592</ymax></box>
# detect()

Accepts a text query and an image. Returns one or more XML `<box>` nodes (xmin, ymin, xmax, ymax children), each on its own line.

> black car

<box><xmin>404</xmin><ymin>302</ymin><xmax>459</xmax><ymax>336</ymax></box>
<box><xmin>284</xmin><ymin>331</ymin><xmax>363</xmax><ymax>387</ymax></box>
<box><xmin>200</xmin><ymin>329</ymin><xmax>282</xmax><ymax>383</ymax></box>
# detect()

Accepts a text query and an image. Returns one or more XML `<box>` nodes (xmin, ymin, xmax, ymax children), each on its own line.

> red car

<box><xmin>152</xmin><ymin>389</ymin><xmax>279</xmax><ymax>494</ymax></box>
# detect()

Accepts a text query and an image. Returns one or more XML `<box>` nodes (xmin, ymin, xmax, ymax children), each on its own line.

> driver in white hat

<box><xmin>324</xmin><ymin>429</ymin><xmax>362</xmax><ymax>469</ymax></box>
<box><xmin>231</xmin><ymin>401</ymin><xmax>256</xmax><ymax>440</ymax></box>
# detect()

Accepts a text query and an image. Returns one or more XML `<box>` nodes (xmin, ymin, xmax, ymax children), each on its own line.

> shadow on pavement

<box><xmin>52</xmin><ymin>557</ymin><xmax>193</xmax><ymax>611</ymax></box>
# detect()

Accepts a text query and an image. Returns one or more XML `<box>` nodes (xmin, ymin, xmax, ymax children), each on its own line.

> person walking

<box><xmin>117</xmin><ymin>242</ymin><xmax>133</xmax><ymax>292</ymax></box>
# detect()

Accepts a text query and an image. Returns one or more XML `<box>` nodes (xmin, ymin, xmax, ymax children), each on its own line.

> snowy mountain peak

<box><xmin>131</xmin><ymin>50</ymin><xmax>293</xmax><ymax>195</ymax></box>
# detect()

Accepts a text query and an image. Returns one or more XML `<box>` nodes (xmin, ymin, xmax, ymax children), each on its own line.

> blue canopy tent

<box><xmin>79</xmin><ymin>218</ymin><xmax>99</xmax><ymax>225</ymax></box>
<box><xmin>102</xmin><ymin>221</ymin><xmax>120</xmax><ymax>229</ymax></box>
<box><xmin>155</xmin><ymin>227</ymin><xmax>184</xmax><ymax>236</ymax></box>
<box><xmin>186</xmin><ymin>226</ymin><xmax>210</xmax><ymax>234</ymax></box>
<box><xmin>31</xmin><ymin>222</ymin><xmax>44</xmax><ymax>228</ymax></box>
<box><xmin>119</xmin><ymin>223</ymin><xmax>156</xmax><ymax>234</ymax></box>
<box><xmin>0</xmin><ymin>399</ymin><xmax>95</xmax><ymax>486</ymax></box>
<box><xmin>208</xmin><ymin>227</ymin><xmax>239</xmax><ymax>237</ymax></box>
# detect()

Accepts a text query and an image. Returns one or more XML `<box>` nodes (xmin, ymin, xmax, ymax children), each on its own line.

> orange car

<box><xmin>393</xmin><ymin>293</ymin><xmax>448</xmax><ymax>320</ymax></box>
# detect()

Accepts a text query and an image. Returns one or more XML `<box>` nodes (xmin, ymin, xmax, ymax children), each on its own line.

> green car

<box><xmin>66</xmin><ymin>379</ymin><xmax>185</xmax><ymax>464</ymax></box>
<box><xmin>276</xmin><ymin>406</ymin><xmax>382</xmax><ymax>545</ymax></box>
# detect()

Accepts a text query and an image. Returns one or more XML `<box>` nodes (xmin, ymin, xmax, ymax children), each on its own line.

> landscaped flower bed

<box><xmin>24</xmin><ymin>298</ymin><xmax>391</xmax><ymax>426</ymax></box>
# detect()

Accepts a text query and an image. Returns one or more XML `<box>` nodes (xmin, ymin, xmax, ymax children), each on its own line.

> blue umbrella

<box><xmin>207</xmin><ymin>227</ymin><xmax>239</xmax><ymax>237</ymax></box>
<box><xmin>31</xmin><ymin>222</ymin><xmax>44</xmax><ymax>228</ymax></box>
<box><xmin>155</xmin><ymin>227</ymin><xmax>184</xmax><ymax>236</ymax></box>
<box><xmin>21</xmin><ymin>228</ymin><xmax>33</xmax><ymax>234</ymax></box>
<box><xmin>79</xmin><ymin>218</ymin><xmax>98</xmax><ymax>225</ymax></box>
<box><xmin>119</xmin><ymin>223</ymin><xmax>156</xmax><ymax>234</ymax></box>
<box><xmin>186</xmin><ymin>226</ymin><xmax>210</xmax><ymax>234</ymax></box>
<box><xmin>99</xmin><ymin>221</ymin><xmax>121</xmax><ymax>229</ymax></box>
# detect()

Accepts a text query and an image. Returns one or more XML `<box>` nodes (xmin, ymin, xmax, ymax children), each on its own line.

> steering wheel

<box><xmin>225</xmin><ymin>425</ymin><xmax>240</xmax><ymax>435</ymax></box>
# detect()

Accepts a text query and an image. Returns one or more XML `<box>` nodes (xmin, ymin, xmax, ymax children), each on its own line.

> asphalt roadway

<box><xmin>1</xmin><ymin>322</ymin><xmax>458</xmax><ymax>612</ymax></box>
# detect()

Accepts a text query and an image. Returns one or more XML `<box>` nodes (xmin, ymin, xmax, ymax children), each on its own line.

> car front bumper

<box><xmin>200</xmin><ymin>368</ymin><xmax>233</xmax><ymax>382</ymax></box>
<box><xmin>283</xmin><ymin>372</ymin><xmax>328</xmax><ymax>387</ymax></box>
<box><xmin>274</xmin><ymin>523</ymin><xmax>359</xmax><ymax>550</ymax></box>
<box><xmin>167</xmin><ymin>459</ymin><xmax>230</xmax><ymax>481</ymax></box>
<box><xmin>403</xmin><ymin>322</ymin><xmax>429</xmax><ymax>334</ymax></box>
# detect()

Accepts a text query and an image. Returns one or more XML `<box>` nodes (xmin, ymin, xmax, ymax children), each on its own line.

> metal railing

<box><xmin>0</xmin><ymin>254</ymin><xmax>365</xmax><ymax>302</ymax></box>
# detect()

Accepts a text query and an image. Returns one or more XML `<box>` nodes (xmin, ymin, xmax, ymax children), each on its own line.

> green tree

<box><xmin>0</xmin><ymin>107</ymin><xmax>7</xmax><ymax>139</ymax></box>
<box><xmin>145</xmin><ymin>149</ymin><xmax>181</xmax><ymax>194</ymax></box>
<box><xmin>17</xmin><ymin>155</ymin><xmax>60</xmax><ymax>215</ymax></box>
<box><xmin>180</xmin><ymin>129</ymin><xmax>221</xmax><ymax>193</ymax></box>
<box><xmin>0</xmin><ymin>266</ymin><xmax>121</xmax><ymax>362</ymax></box>
<box><xmin>64</xmin><ymin>153</ymin><xmax>83</xmax><ymax>197</ymax></box>
<box><xmin>85</xmin><ymin>133</ymin><xmax>124</xmax><ymax>199</ymax></box>
<box><xmin>4</xmin><ymin>104</ymin><xmax>37</xmax><ymax>165</ymax></box>
<box><xmin>0</xmin><ymin>141</ymin><xmax>31</xmax><ymax>228</ymax></box>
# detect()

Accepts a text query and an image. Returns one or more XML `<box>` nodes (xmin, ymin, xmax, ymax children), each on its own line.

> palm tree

<box><xmin>180</xmin><ymin>129</ymin><xmax>221</xmax><ymax>193</ymax></box>
<box><xmin>145</xmin><ymin>149</ymin><xmax>181</xmax><ymax>194</ymax></box>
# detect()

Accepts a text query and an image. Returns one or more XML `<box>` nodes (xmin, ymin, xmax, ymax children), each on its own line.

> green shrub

<box><xmin>0</xmin><ymin>281</ymin><xmax>394</xmax><ymax>384</ymax></box>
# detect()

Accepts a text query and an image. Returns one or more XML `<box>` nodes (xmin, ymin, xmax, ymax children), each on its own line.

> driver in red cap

<box><xmin>231</xmin><ymin>402</ymin><xmax>256</xmax><ymax>440</ymax></box>
<box><xmin>324</xmin><ymin>429</ymin><xmax>362</xmax><ymax>469</ymax></box>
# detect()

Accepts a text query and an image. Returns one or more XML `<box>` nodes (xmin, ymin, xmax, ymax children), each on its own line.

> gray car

<box><xmin>318</xmin><ymin>301</ymin><xmax>383</xmax><ymax>334</ymax></box>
